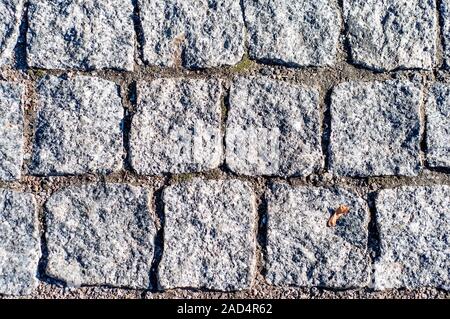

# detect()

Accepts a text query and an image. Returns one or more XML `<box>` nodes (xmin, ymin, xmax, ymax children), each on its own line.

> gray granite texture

<box><xmin>30</xmin><ymin>75</ymin><xmax>124</xmax><ymax>176</ymax></box>
<box><xmin>329</xmin><ymin>80</ymin><xmax>422</xmax><ymax>177</ymax></box>
<box><xmin>243</xmin><ymin>0</ymin><xmax>340</xmax><ymax>67</ymax></box>
<box><xmin>226</xmin><ymin>76</ymin><xmax>322</xmax><ymax>177</ymax></box>
<box><xmin>44</xmin><ymin>183</ymin><xmax>156</xmax><ymax>289</ymax></box>
<box><xmin>138</xmin><ymin>0</ymin><xmax>245</xmax><ymax>68</ymax></box>
<box><xmin>0</xmin><ymin>0</ymin><xmax>24</xmax><ymax>66</ymax></box>
<box><xmin>441</xmin><ymin>0</ymin><xmax>450</xmax><ymax>68</ymax></box>
<box><xmin>344</xmin><ymin>0</ymin><xmax>436</xmax><ymax>71</ymax></box>
<box><xmin>425</xmin><ymin>83</ymin><xmax>450</xmax><ymax>168</ymax></box>
<box><xmin>130</xmin><ymin>78</ymin><xmax>222</xmax><ymax>175</ymax></box>
<box><xmin>27</xmin><ymin>0</ymin><xmax>135</xmax><ymax>71</ymax></box>
<box><xmin>0</xmin><ymin>82</ymin><xmax>24</xmax><ymax>181</ymax></box>
<box><xmin>374</xmin><ymin>186</ymin><xmax>450</xmax><ymax>290</ymax></box>
<box><xmin>0</xmin><ymin>189</ymin><xmax>39</xmax><ymax>296</ymax></box>
<box><xmin>159</xmin><ymin>179</ymin><xmax>257</xmax><ymax>291</ymax></box>
<box><xmin>266</xmin><ymin>184</ymin><xmax>371</xmax><ymax>289</ymax></box>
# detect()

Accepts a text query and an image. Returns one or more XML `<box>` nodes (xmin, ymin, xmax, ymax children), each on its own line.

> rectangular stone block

<box><xmin>0</xmin><ymin>82</ymin><xmax>24</xmax><ymax>181</ymax></box>
<box><xmin>159</xmin><ymin>179</ymin><xmax>257</xmax><ymax>291</ymax></box>
<box><xmin>0</xmin><ymin>189</ymin><xmax>39</xmax><ymax>295</ymax></box>
<box><xmin>344</xmin><ymin>0</ymin><xmax>436</xmax><ymax>71</ymax></box>
<box><xmin>45</xmin><ymin>183</ymin><xmax>156</xmax><ymax>289</ymax></box>
<box><xmin>138</xmin><ymin>0</ymin><xmax>245</xmax><ymax>68</ymax></box>
<box><xmin>266</xmin><ymin>184</ymin><xmax>370</xmax><ymax>289</ymax></box>
<box><xmin>30</xmin><ymin>75</ymin><xmax>124</xmax><ymax>176</ymax></box>
<box><xmin>329</xmin><ymin>80</ymin><xmax>421</xmax><ymax>177</ymax></box>
<box><xmin>226</xmin><ymin>76</ymin><xmax>322</xmax><ymax>177</ymax></box>
<box><xmin>27</xmin><ymin>0</ymin><xmax>135</xmax><ymax>71</ymax></box>
<box><xmin>374</xmin><ymin>186</ymin><xmax>450</xmax><ymax>290</ymax></box>
<box><xmin>244</xmin><ymin>0</ymin><xmax>340</xmax><ymax>67</ymax></box>
<box><xmin>130</xmin><ymin>78</ymin><xmax>222</xmax><ymax>175</ymax></box>
<box><xmin>425</xmin><ymin>83</ymin><xmax>450</xmax><ymax>168</ymax></box>
<box><xmin>0</xmin><ymin>0</ymin><xmax>24</xmax><ymax>66</ymax></box>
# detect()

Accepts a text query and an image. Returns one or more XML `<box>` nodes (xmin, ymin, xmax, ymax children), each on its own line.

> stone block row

<box><xmin>1</xmin><ymin>76</ymin><xmax>449</xmax><ymax>181</ymax></box>
<box><xmin>0</xmin><ymin>180</ymin><xmax>448</xmax><ymax>295</ymax></box>
<box><xmin>2</xmin><ymin>0</ymin><xmax>450</xmax><ymax>71</ymax></box>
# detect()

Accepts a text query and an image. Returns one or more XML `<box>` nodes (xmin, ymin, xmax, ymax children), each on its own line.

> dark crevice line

<box><xmin>420</xmin><ymin>85</ymin><xmax>430</xmax><ymax>170</ymax></box>
<box><xmin>14</xmin><ymin>0</ymin><xmax>29</xmax><ymax>70</ymax></box>
<box><xmin>366</xmin><ymin>192</ymin><xmax>382</xmax><ymax>287</ymax></box>
<box><xmin>219</xmin><ymin>84</ymin><xmax>234</xmax><ymax>175</ymax></box>
<box><xmin>336</xmin><ymin>0</ymin><xmax>353</xmax><ymax>65</ymax></box>
<box><xmin>36</xmin><ymin>206</ymin><xmax>66</xmax><ymax>287</ymax></box>
<box><xmin>321</xmin><ymin>89</ymin><xmax>333</xmax><ymax>174</ymax></box>
<box><xmin>238</xmin><ymin>0</ymin><xmax>251</xmax><ymax>61</ymax></box>
<box><xmin>122</xmin><ymin>81</ymin><xmax>137</xmax><ymax>173</ymax></box>
<box><xmin>256</xmin><ymin>180</ymin><xmax>269</xmax><ymax>279</ymax></box>
<box><xmin>131</xmin><ymin>0</ymin><xmax>146</xmax><ymax>66</ymax></box>
<box><xmin>148</xmin><ymin>186</ymin><xmax>166</xmax><ymax>293</ymax></box>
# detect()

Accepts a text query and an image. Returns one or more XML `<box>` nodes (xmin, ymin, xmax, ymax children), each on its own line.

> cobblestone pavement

<box><xmin>0</xmin><ymin>0</ymin><xmax>449</xmax><ymax>299</ymax></box>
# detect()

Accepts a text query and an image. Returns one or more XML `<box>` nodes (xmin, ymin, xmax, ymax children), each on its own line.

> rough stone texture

<box><xmin>30</xmin><ymin>75</ymin><xmax>123</xmax><ymax>176</ymax></box>
<box><xmin>344</xmin><ymin>0</ymin><xmax>436</xmax><ymax>71</ymax></box>
<box><xmin>244</xmin><ymin>0</ymin><xmax>340</xmax><ymax>67</ymax></box>
<box><xmin>130</xmin><ymin>78</ymin><xmax>222</xmax><ymax>175</ymax></box>
<box><xmin>0</xmin><ymin>189</ymin><xmax>39</xmax><ymax>296</ymax></box>
<box><xmin>27</xmin><ymin>0</ymin><xmax>135</xmax><ymax>71</ymax></box>
<box><xmin>329</xmin><ymin>81</ymin><xmax>422</xmax><ymax>177</ymax></box>
<box><xmin>159</xmin><ymin>179</ymin><xmax>257</xmax><ymax>291</ymax></box>
<box><xmin>374</xmin><ymin>186</ymin><xmax>450</xmax><ymax>290</ymax></box>
<box><xmin>425</xmin><ymin>83</ymin><xmax>450</xmax><ymax>168</ymax></box>
<box><xmin>0</xmin><ymin>0</ymin><xmax>447</xmax><ymax>300</ymax></box>
<box><xmin>0</xmin><ymin>0</ymin><xmax>23</xmax><ymax>65</ymax></box>
<box><xmin>226</xmin><ymin>77</ymin><xmax>322</xmax><ymax>177</ymax></box>
<box><xmin>45</xmin><ymin>183</ymin><xmax>156</xmax><ymax>289</ymax></box>
<box><xmin>266</xmin><ymin>184</ymin><xmax>370</xmax><ymax>289</ymax></box>
<box><xmin>0</xmin><ymin>82</ymin><xmax>24</xmax><ymax>181</ymax></box>
<box><xmin>441</xmin><ymin>0</ymin><xmax>450</xmax><ymax>68</ymax></box>
<box><xmin>138</xmin><ymin>0</ymin><xmax>245</xmax><ymax>68</ymax></box>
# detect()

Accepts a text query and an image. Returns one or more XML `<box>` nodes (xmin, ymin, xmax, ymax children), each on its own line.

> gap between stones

<box><xmin>131</xmin><ymin>0</ymin><xmax>146</xmax><ymax>67</ymax></box>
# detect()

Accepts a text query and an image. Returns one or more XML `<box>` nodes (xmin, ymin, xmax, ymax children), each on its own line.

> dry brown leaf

<box><xmin>327</xmin><ymin>205</ymin><xmax>350</xmax><ymax>227</ymax></box>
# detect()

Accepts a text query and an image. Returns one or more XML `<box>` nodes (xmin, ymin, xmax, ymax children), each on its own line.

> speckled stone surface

<box><xmin>138</xmin><ymin>0</ymin><xmax>245</xmax><ymax>68</ymax></box>
<box><xmin>130</xmin><ymin>78</ymin><xmax>222</xmax><ymax>175</ymax></box>
<box><xmin>329</xmin><ymin>80</ymin><xmax>422</xmax><ymax>177</ymax></box>
<box><xmin>441</xmin><ymin>0</ymin><xmax>450</xmax><ymax>68</ymax></box>
<box><xmin>266</xmin><ymin>183</ymin><xmax>370</xmax><ymax>289</ymax></box>
<box><xmin>0</xmin><ymin>189</ymin><xmax>39</xmax><ymax>296</ymax></box>
<box><xmin>0</xmin><ymin>82</ymin><xmax>24</xmax><ymax>181</ymax></box>
<box><xmin>159</xmin><ymin>179</ymin><xmax>257</xmax><ymax>291</ymax></box>
<box><xmin>45</xmin><ymin>183</ymin><xmax>156</xmax><ymax>289</ymax></box>
<box><xmin>0</xmin><ymin>0</ymin><xmax>24</xmax><ymax>66</ymax></box>
<box><xmin>244</xmin><ymin>0</ymin><xmax>340</xmax><ymax>67</ymax></box>
<box><xmin>374</xmin><ymin>186</ymin><xmax>450</xmax><ymax>290</ymax></box>
<box><xmin>344</xmin><ymin>0</ymin><xmax>436</xmax><ymax>71</ymax></box>
<box><xmin>27</xmin><ymin>0</ymin><xmax>135</xmax><ymax>71</ymax></box>
<box><xmin>0</xmin><ymin>0</ymin><xmax>448</xmax><ymax>300</ymax></box>
<box><xmin>425</xmin><ymin>83</ymin><xmax>450</xmax><ymax>168</ymax></box>
<box><xmin>30</xmin><ymin>75</ymin><xmax>124</xmax><ymax>176</ymax></box>
<box><xmin>226</xmin><ymin>76</ymin><xmax>322</xmax><ymax>177</ymax></box>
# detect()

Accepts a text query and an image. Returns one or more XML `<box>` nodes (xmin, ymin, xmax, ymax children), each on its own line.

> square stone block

<box><xmin>130</xmin><ymin>78</ymin><xmax>222</xmax><ymax>175</ymax></box>
<box><xmin>329</xmin><ymin>80</ymin><xmax>422</xmax><ymax>177</ymax></box>
<box><xmin>266</xmin><ymin>184</ymin><xmax>370</xmax><ymax>289</ymax></box>
<box><xmin>27</xmin><ymin>0</ymin><xmax>135</xmax><ymax>71</ymax></box>
<box><xmin>30</xmin><ymin>75</ymin><xmax>124</xmax><ymax>176</ymax></box>
<box><xmin>226</xmin><ymin>76</ymin><xmax>322</xmax><ymax>177</ymax></box>
<box><xmin>159</xmin><ymin>179</ymin><xmax>257</xmax><ymax>291</ymax></box>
